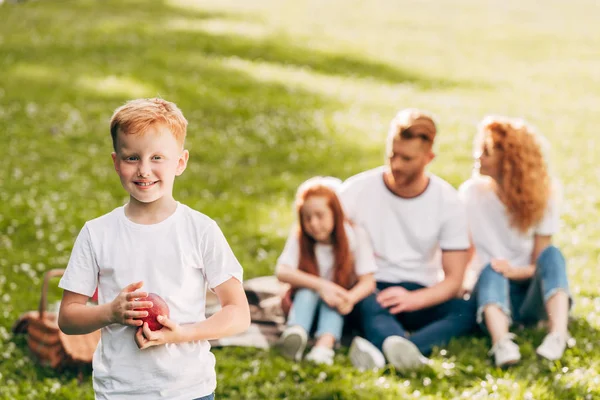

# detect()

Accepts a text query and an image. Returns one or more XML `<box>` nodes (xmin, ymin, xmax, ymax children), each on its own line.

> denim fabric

<box><xmin>287</xmin><ymin>288</ymin><xmax>345</xmax><ymax>341</ymax></box>
<box><xmin>356</xmin><ymin>281</ymin><xmax>476</xmax><ymax>356</ymax></box>
<box><xmin>193</xmin><ymin>393</ymin><xmax>215</xmax><ymax>400</ymax></box>
<box><xmin>475</xmin><ymin>245</ymin><xmax>570</xmax><ymax>328</ymax></box>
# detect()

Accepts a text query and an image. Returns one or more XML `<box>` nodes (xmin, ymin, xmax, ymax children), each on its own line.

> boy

<box><xmin>58</xmin><ymin>98</ymin><xmax>251</xmax><ymax>400</ymax></box>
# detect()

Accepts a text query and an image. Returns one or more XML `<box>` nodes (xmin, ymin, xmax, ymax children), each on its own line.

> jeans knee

<box><xmin>537</xmin><ymin>245</ymin><xmax>564</xmax><ymax>265</ymax></box>
<box><xmin>479</xmin><ymin>263</ymin><xmax>505</xmax><ymax>281</ymax></box>
<box><xmin>536</xmin><ymin>246</ymin><xmax>567</xmax><ymax>274</ymax></box>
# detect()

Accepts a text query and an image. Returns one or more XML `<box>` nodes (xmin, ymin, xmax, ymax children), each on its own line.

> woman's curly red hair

<box><xmin>476</xmin><ymin>116</ymin><xmax>551</xmax><ymax>233</ymax></box>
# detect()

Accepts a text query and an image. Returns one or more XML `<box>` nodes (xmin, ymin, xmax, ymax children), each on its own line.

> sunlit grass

<box><xmin>1</xmin><ymin>0</ymin><xmax>599</xmax><ymax>399</ymax></box>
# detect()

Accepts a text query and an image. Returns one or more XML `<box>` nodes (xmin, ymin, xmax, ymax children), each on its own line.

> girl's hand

<box><xmin>318</xmin><ymin>280</ymin><xmax>349</xmax><ymax>308</ymax></box>
<box><xmin>134</xmin><ymin>315</ymin><xmax>181</xmax><ymax>350</ymax></box>
<box><xmin>337</xmin><ymin>299</ymin><xmax>354</xmax><ymax>315</ymax></box>
<box><xmin>109</xmin><ymin>281</ymin><xmax>153</xmax><ymax>327</ymax></box>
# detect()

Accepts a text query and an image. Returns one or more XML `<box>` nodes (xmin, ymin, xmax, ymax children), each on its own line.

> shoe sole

<box><xmin>280</xmin><ymin>332</ymin><xmax>306</xmax><ymax>361</ymax></box>
<box><xmin>349</xmin><ymin>344</ymin><xmax>378</xmax><ymax>370</ymax></box>
<box><xmin>382</xmin><ymin>336</ymin><xmax>424</xmax><ymax>371</ymax></box>
<box><xmin>497</xmin><ymin>357</ymin><xmax>521</xmax><ymax>368</ymax></box>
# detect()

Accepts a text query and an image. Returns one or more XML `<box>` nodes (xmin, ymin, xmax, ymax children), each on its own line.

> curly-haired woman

<box><xmin>459</xmin><ymin>116</ymin><xmax>571</xmax><ymax>368</ymax></box>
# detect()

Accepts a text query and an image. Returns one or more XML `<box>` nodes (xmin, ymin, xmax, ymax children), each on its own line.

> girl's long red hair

<box><xmin>296</xmin><ymin>184</ymin><xmax>355</xmax><ymax>290</ymax></box>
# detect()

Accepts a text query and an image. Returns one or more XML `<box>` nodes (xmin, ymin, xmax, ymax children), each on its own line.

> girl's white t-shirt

<box><xmin>275</xmin><ymin>223</ymin><xmax>378</xmax><ymax>280</ymax></box>
<box><xmin>459</xmin><ymin>177</ymin><xmax>560</xmax><ymax>273</ymax></box>
<box><xmin>59</xmin><ymin>203</ymin><xmax>243</xmax><ymax>400</ymax></box>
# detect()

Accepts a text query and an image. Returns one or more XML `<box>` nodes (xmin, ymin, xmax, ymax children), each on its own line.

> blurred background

<box><xmin>1</xmin><ymin>1</ymin><xmax>599</xmax><ymax>399</ymax></box>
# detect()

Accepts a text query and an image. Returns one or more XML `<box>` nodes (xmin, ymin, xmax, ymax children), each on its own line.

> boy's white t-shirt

<box><xmin>59</xmin><ymin>203</ymin><xmax>243</xmax><ymax>400</ymax></box>
<box><xmin>459</xmin><ymin>177</ymin><xmax>559</xmax><ymax>274</ymax></box>
<box><xmin>338</xmin><ymin>166</ymin><xmax>469</xmax><ymax>287</ymax></box>
<box><xmin>276</xmin><ymin>223</ymin><xmax>377</xmax><ymax>279</ymax></box>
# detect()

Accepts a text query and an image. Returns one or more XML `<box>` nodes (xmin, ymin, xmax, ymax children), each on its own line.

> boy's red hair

<box><xmin>296</xmin><ymin>183</ymin><xmax>355</xmax><ymax>290</ymax></box>
<box><xmin>110</xmin><ymin>98</ymin><xmax>188</xmax><ymax>151</ymax></box>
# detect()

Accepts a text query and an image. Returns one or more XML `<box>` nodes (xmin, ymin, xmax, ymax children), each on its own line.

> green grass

<box><xmin>1</xmin><ymin>0</ymin><xmax>599</xmax><ymax>398</ymax></box>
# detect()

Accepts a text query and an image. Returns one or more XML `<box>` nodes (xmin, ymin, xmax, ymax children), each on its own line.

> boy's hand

<box><xmin>109</xmin><ymin>281</ymin><xmax>153</xmax><ymax>327</ymax></box>
<box><xmin>134</xmin><ymin>316</ymin><xmax>181</xmax><ymax>350</ymax></box>
<box><xmin>318</xmin><ymin>281</ymin><xmax>349</xmax><ymax>308</ymax></box>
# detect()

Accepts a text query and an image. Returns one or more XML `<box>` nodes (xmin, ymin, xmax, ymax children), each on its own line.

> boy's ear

<box><xmin>175</xmin><ymin>150</ymin><xmax>189</xmax><ymax>176</ymax></box>
<box><xmin>111</xmin><ymin>152</ymin><xmax>119</xmax><ymax>172</ymax></box>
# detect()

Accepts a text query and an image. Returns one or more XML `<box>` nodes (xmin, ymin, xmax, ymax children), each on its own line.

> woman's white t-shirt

<box><xmin>59</xmin><ymin>203</ymin><xmax>243</xmax><ymax>400</ymax></box>
<box><xmin>459</xmin><ymin>177</ymin><xmax>560</xmax><ymax>273</ymax></box>
<box><xmin>275</xmin><ymin>223</ymin><xmax>377</xmax><ymax>279</ymax></box>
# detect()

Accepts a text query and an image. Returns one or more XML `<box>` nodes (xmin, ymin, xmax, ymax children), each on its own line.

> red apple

<box><xmin>136</xmin><ymin>293</ymin><xmax>170</xmax><ymax>331</ymax></box>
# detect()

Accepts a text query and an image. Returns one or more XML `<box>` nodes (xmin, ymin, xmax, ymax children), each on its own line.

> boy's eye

<box><xmin>152</xmin><ymin>155</ymin><xmax>162</xmax><ymax>160</ymax></box>
<box><xmin>126</xmin><ymin>156</ymin><xmax>139</xmax><ymax>161</ymax></box>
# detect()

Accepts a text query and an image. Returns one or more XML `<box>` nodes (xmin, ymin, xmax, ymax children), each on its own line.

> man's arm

<box><xmin>409</xmin><ymin>249</ymin><xmax>469</xmax><ymax>309</ymax></box>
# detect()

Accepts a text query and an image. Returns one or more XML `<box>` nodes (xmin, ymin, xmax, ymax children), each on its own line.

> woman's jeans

<box><xmin>287</xmin><ymin>288</ymin><xmax>345</xmax><ymax>341</ymax></box>
<box><xmin>475</xmin><ymin>245</ymin><xmax>571</xmax><ymax>328</ymax></box>
<box><xmin>193</xmin><ymin>393</ymin><xmax>214</xmax><ymax>400</ymax></box>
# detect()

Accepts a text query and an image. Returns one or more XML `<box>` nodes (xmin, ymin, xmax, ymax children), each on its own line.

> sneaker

<box><xmin>279</xmin><ymin>325</ymin><xmax>308</xmax><ymax>361</ymax></box>
<box><xmin>536</xmin><ymin>332</ymin><xmax>568</xmax><ymax>361</ymax></box>
<box><xmin>489</xmin><ymin>333</ymin><xmax>521</xmax><ymax>367</ymax></box>
<box><xmin>382</xmin><ymin>336</ymin><xmax>428</xmax><ymax>371</ymax></box>
<box><xmin>305</xmin><ymin>346</ymin><xmax>335</xmax><ymax>365</ymax></box>
<box><xmin>349</xmin><ymin>336</ymin><xmax>386</xmax><ymax>371</ymax></box>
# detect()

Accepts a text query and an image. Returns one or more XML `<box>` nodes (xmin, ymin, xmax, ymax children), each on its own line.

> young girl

<box><xmin>275</xmin><ymin>177</ymin><xmax>377</xmax><ymax>365</ymax></box>
<box><xmin>460</xmin><ymin>116</ymin><xmax>571</xmax><ymax>368</ymax></box>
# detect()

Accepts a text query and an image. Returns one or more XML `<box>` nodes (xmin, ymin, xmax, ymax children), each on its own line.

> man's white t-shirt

<box><xmin>338</xmin><ymin>166</ymin><xmax>469</xmax><ymax>287</ymax></box>
<box><xmin>59</xmin><ymin>203</ymin><xmax>243</xmax><ymax>400</ymax></box>
<box><xmin>459</xmin><ymin>177</ymin><xmax>559</xmax><ymax>274</ymax></box>
<box><xmin>276</xmin><ymin>223</ymin><xmax>377</xmax><ymax>279</ymax></box>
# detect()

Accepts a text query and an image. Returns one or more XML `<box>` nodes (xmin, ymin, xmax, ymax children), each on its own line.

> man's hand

<box><xmin>376</xmin><ymin>287</ymin><xmax>423</xmax><ymax>314</ymax></box>
<box><xmin>134</xmin><ymin>315</ymin><xmax>182</xmax><ymax>350</ymax></box>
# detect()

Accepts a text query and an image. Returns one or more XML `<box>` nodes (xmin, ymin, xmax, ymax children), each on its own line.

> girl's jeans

<box><xmin>287</xmin><ymin>288</ymin><xmax>344</xmax><ymax>341</ymax></box>
<box><xmin>475</xmin><ymin>245</ymin><xmax>571</xmax><ymax>328</ymax></box>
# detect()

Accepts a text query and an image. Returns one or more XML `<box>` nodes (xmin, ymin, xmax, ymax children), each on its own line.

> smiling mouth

<box><xmin>134</xmin><ymin>181</ymin><xmax>158</xmax><ymax>187</ymax></box>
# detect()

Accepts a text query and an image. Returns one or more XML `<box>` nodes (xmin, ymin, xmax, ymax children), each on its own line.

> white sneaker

<box><xmin>349</xmin><ymin>336</ymin><xmax>386</xmax><ymax>371</ymax></box>
<box><xmin>382</xmin><ymin>335</ymin><xmax>428</xmax><ymax>371</ymax></box>
<box><xmin>489</xmin><ymin>333</ymin><xmax>521</xmax><ymax>367</ymax></box>
<box><xmin>279</xmin><ymin>325</ymin><xmax>308</xmax><ymax>361</ymax></box>
<box><xmin>536</xmin><ymin>332</ymin><xmax>568</xmax><ymax>361</ymax></box>
<box><xmin>305</xmin><ymin>346</ymin><xmax>335</xmax><ymax>365</ymax></box>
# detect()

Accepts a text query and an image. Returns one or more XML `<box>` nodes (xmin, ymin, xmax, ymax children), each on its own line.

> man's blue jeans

<box><xmin>356</xmin><ymin>282</ymin><xmax>477</xmax><ymax>356</ymax></box>
<box><xmin>287</xmin><ymin>288</ymin><xmax>345</xmax><ymax>341</ymax></box>
<box><xmin>475</xmin><ymin>245</ymin><xmax>571</xmax><ymax>328</ymax></box>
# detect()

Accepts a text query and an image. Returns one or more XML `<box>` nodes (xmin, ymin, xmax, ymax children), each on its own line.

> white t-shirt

<box><xmin>59</xmin><ymin>203</ymin><xmax>243</xmax><ymax>400</ymax></box>
<box><xmin>276</xmin><ymin>223</ymin><xmax>377</xmax><ymax>280</ymax></box>
<box><xmin>459</xmin><ymin>177</ymin><xmax>559</xmax><ymax>273</ymax></box>
<box><xmin>338</xmin><ymin>166</ymin><xmax>469</xmax><ymax>287</ymax></box>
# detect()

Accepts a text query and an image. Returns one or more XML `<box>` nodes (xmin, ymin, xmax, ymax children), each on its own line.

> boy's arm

<box><xmin>135</xmin><ymin>277</ymin><xmax>250</xmax><ymax>348</ymax></box>
<box><xmin>59</xmin><ymin>281</ymin><xmax>152</xmax><ymax>335</ymax></box>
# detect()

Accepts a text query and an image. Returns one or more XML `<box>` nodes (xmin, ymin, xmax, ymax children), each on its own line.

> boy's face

<box><xmin>111</xmin><ymin>123</ymin><xmax>188</xmax><ymax>206</ymax></box>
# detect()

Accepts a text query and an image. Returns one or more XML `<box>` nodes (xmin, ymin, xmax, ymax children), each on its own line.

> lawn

<box><xmin>1</xmin><ymin>0</ymin><xmax>599</xmax><ymax>399</ymax></box>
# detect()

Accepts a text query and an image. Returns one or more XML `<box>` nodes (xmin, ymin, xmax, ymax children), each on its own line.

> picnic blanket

<box><xmin>208</xmin><ymin>276</ymin><xmax>289</xmax><ymax>349</ymax></box>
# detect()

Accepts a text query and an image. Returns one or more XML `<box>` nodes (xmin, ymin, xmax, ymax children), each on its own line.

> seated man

<box><xmin>339</xmin><ymin>108</ymin><xmax>476</xmax><ymax>371</ymax></box>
